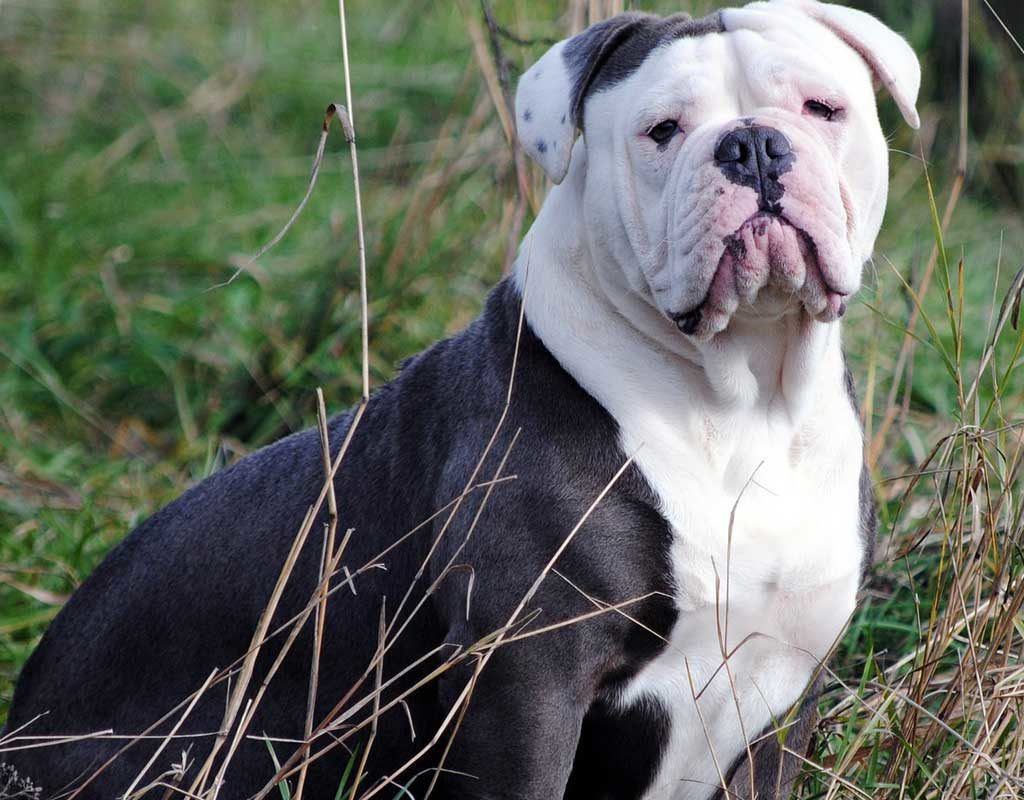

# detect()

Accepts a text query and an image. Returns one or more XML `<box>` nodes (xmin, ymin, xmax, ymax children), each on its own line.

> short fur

<box><xmin>5</xmin><ymin>282</ymin><xmax>683</xmax><ymax>797</ymax></box>
<box><xmin>564</xmin><ymin>12</ymin><xmax>725</xmax><ymax>129</ymax></box>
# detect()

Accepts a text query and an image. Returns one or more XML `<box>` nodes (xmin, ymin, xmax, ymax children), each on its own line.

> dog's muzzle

<box><xmin>670</xmin><ymin>124</ymin><xmax>849</xmax><ymax>339</ymax></box>
<box><xmin>673</xmin><ymin>211</ymin><xmax>849</xmax><ymax>339</ymax></box>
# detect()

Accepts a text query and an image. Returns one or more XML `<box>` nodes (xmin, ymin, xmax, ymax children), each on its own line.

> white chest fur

<box><xmin>620</xmin><ymin>400</ymin><xmax>863</xmax><ymax>800</ymax></box>
<box><xmin>514</xmin><ymin>202</ymin><xmax>865</xmax><ymax>799</ymax></box>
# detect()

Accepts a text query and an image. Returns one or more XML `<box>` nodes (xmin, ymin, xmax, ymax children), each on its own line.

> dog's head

<box><xmin>516</xmin><ymin>0</ymin><xmax>919</xmax><ymax>339</ymax></box>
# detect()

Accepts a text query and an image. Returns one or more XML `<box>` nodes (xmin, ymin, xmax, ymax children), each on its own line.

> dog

<box><xmin>3</xmin><ymin>1</ymin><xmax>919</xmax><ymax>797</ymax></box>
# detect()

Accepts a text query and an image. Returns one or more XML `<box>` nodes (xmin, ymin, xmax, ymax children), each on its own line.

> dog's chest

<box><xmin>618</xmin><ymin>408</ymin><xmax>864</xmax><ymax>800</ymax></box>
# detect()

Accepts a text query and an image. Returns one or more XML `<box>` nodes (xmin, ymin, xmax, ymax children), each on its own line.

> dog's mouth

<box><xmin>673</xmin><ymin>212</ymin><xmax>848</xmax><ymax>338</ymax></box>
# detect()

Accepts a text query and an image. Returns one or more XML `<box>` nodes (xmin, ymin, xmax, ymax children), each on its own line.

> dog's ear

<box><xmin>794</xmin><ymin>1</ymin><xmax>921</xmax><ymax>129</ymax></box>
<box><xmin>788</xmin><ymin>0</ymin><xmax>920</xmax><ymax>129</ymax></box>
<box><xmin>723</xmin><ymin>1</ymin><xmax>921</xmax><ymax>130</ymax></box>
<box><xmin>515</xmin><ymin>13</ymin><xmax>655</xmax><ymax>184</ymax></box>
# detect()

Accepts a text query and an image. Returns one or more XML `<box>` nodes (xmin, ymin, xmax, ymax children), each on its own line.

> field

<box><xmin>2</xmin><ymin>0</ymin><xmax>1024</xmax><ymax>796</ymax></box>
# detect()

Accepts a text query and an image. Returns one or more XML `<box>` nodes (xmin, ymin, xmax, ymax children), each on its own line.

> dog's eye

<box><xmin>647</xmin><ymin>120</ymin><xmax>680</xmax><ymax>144</ymax></box>
<box><xmin>804</xmin><ymin>99</ymin><xmax>841</xmax><ymax>121</ymax></box>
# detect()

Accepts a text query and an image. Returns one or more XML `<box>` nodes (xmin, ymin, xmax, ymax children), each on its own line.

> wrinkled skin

<box><xmin>577</xmin><ymin>16</ymin><xmax>890</xmax><ymax>339</ymax></box>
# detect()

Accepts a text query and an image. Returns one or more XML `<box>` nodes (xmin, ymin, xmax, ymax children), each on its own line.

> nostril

<box><xmin>714</xmin><ymin>134</ymin><xmax>744</xmax><ymax>164</ymax></box>
<box><xmin>764</xmin><ymin>131</ymin><xmax>792</xmax><ymax>159</ymax></box>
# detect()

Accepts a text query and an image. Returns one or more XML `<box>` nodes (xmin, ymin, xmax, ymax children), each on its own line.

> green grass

<box><xmin>2</xmin><ymin>0</ymin><xmax>1024</xmax><ymax>796</ymax></box>
<box><xmin>0</xmin><ymin>0</ymin><xmax>508</xmax><ymax>705</ymax></box>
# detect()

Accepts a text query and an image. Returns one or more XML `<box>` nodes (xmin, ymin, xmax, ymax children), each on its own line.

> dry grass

<box><xmin>1</xmin><ymin>0</ymin><xmax>1024</xmax><ymax>798</ymax></box>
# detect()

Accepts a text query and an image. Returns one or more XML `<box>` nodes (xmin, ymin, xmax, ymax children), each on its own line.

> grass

<box><xmin>1</xmin><ymin>0</ymin><xmax>1024</xmax><ymax>797</ymax></box>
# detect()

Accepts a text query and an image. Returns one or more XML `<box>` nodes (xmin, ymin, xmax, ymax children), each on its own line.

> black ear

<box><xmin>515</xmin><ymin>13</ymin><xmax>657</xmax><ymax>183</ymax></box>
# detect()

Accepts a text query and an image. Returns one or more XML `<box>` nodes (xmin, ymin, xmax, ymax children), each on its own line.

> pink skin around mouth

<box><xmin>679</xmin><ymin>212</ymin><xmax>848</xmax><ymax>338</ymax></box>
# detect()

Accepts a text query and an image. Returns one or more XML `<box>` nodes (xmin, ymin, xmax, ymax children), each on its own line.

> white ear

<box><xmin>515</xmin><ymin>13</ymin><xmax>654</xmax><ymax>184</ymax></box>
<box><xmin>515</xmin><ymin>39</ymin><xmax>577</xmax><ymax>184</ymax></box>
<box><xmin>775</xmin><ymin>0</ymin><xmax>921</xmax><ymax>129</ymax></box>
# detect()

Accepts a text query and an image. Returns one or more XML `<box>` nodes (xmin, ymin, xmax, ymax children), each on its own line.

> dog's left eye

<box><xmin>804</xmin><ymin>99</ymin><xmax>841</xmax><ymax>121</ymax></box>
<box><xmin>647</xmin><ymin>120</ymin><xmax>680</xmax><ymax>144</ymax></box>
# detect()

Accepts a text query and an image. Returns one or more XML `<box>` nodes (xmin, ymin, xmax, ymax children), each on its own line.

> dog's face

<box><xmin>516</xmin><ymin>0</ymin><xmax>920</xmax><ymax>339</ymax></box>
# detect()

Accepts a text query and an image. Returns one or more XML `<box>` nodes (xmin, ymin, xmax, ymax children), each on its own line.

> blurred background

<box><xmin>2</xmin><ymin>0</ymin><xmax>1023</xmax><ymax>795</ymax></box>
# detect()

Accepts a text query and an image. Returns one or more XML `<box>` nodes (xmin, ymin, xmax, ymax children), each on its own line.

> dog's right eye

<box><xmin>804</xmin><ymin>99</ymin><xmax>841</xmax><ymax>121</ymax></box>
<box><xmin>647</xmin><ymin>120</ymin><xmax>680</xmax><ymax>145</ymax></box>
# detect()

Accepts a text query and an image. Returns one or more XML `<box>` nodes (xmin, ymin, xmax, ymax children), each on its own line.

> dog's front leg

<box><xmin>715</xmin><ymin>681</ymin><xmax>821</xmax><ymax>800</ymax></box>
<box><xmin>432</xmin><ymin>627</ymin><xmax>590</xmax><ymax>800</ymax></box>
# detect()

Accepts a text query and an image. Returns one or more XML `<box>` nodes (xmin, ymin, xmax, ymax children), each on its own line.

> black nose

<box><xmin>714</xmin><ymin>126</ymin><xmax>794</xmax><ymax>212</ymax></box>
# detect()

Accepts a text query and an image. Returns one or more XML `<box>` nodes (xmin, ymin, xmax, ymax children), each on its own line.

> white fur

<box><xmin>572</xmin><ymin>18</ymin><xmax>892</xmax><ymax>334</ymax></box>
<box><xmin>510</xmin><ymin>3</ymin><xmax>918</xmax><ymax>796</ymax></box>
<box><xmin>725</xmin><ymin>1</ymin><xmax>922</xmax><ymax>129</ymax></box>
<box><xmin>515</xmin><ymin>40</ymin><xmax>577</xmax><ymax>183</ymax></box>
<box><xmin>517</xmin><ymin>163</ymin><xmax>863</xmax><ymax>800</ymax></box>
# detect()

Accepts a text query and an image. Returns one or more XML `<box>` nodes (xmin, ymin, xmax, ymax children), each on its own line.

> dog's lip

<box><xmin>785</xmin><ymin>219</ymin><xmax>848</xmax><ymax>300</ymax></box>
<box><xmin>671</xmin><ymin>211</ymin><xmax>848</xmax><ymax>335</ymax></box>
<box><xmin>741</xmin><ymin>211</ymin><xmax>849</xmax><ymax>296</ymax></box>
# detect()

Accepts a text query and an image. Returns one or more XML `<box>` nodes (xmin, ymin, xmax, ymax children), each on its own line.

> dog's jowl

<box><xmin>3</xmin><ymin>2</ymin><xmax>918</xmax><ymax>798</ymax></box>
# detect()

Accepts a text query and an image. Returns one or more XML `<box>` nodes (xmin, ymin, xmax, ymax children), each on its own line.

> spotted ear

<box><xmin>775</xmin><ymin>0</ymin><xmax>921</xmax><ymax>129</ymax></box>
<box><xmin>515</xmin><ymin>13</ymin><xmax>655</xmax><ymax>184</ymax></box>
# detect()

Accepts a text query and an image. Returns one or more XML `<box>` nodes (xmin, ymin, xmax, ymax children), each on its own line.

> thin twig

<box><xmin>338</xmin><ymin>0</ymin><xmax>371</xmax><ymax>402</ymax></box>
<box><xmin>208</xmin><ymin>103</ymin><xmax>356</xmax><ymax>292</ymax></box>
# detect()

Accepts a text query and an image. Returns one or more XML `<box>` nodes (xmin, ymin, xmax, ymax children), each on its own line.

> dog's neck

<box><xmin>513</xmin><ymin>166</ymin><xmax>854</xmax><ymax>441</ymax></box>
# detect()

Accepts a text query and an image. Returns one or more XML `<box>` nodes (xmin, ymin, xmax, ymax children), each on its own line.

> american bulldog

<box><xmin>3</xmin><ymin>2</ymin><xmax>918</xmax><ymax>798</ymax></box>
